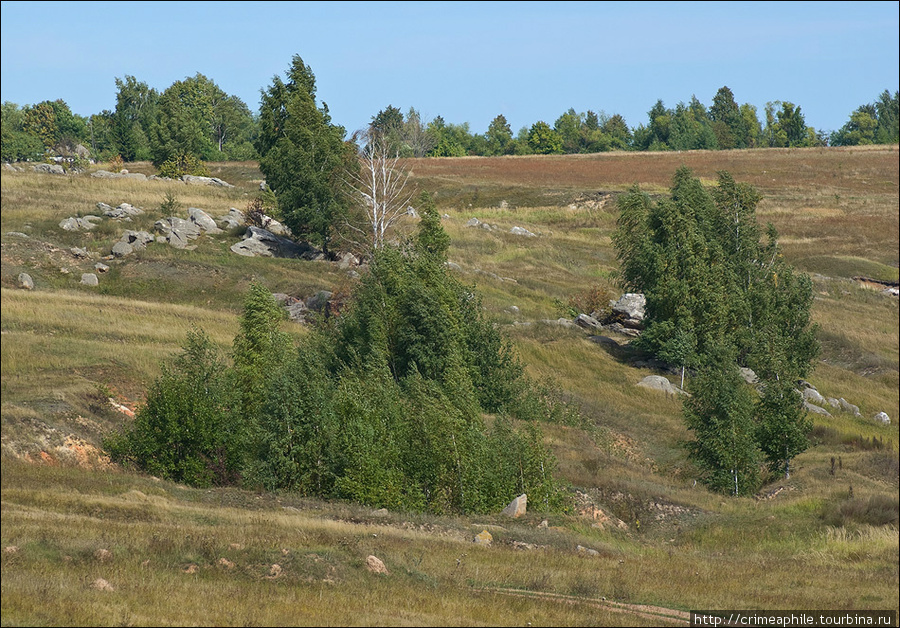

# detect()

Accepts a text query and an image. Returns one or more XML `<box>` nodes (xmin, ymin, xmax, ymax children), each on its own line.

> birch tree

<box><xmin>346</xmin><ymin>129</ymin><xmax>416</xmax><ymax>250</ymax></box>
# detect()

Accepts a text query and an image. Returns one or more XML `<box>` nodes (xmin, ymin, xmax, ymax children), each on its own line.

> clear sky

<box><xmin>1</xmin><ymin>1</ymin><xmax>898</xmax><ymax>136</ymax></box>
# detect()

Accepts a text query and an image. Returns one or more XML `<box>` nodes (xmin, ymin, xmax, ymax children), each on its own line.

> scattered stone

<box><xmin>874</xmin><ymin>412</ymin><xmax>891</xmax><ymax>425</ymax></box>
<box><xmin>268</xmin><ymin>564</ymin><xmax>283</xmax><ymax>578</ymax></box>
<box><xmin>474</xmin><ymin>530</ymin><xmax>493</xmax><ymax>546</ymax></box>
<box><xmin>91</xmin><ymin>169</ymin><xmax>147</xmax><ymax>180</ymax></box>
<box><xmin>183</xmin><ymin>564</ymin><xmax>199</xmax><ymax>574</ymax></box>
<box><xmin>577</xmin><ymin>545</ymin><xmax>600</xmax><ymax>557</ymax></box>
<box><xmin>336</xmin><ymin>251</ymin><xmax>359</xmax><ymax>270</ymax></box>
<box><xmin>5</xmin><ymin>546</ymin><xmax>20</xmax><ymax>554</ymax></box>
<box><xmin>111</xmin><ymin>241</ymin><xmax>134</xmax><ymax>257</ymax></box>
<box><xmin>465</xmin><ymin>217</ymin><xmax>482</xmax><ymax>228</ymax></box>
<box><xmin>827</xmin><ymin>397</ymin><xmax>841</xmax><ymax>409</ymax></box>
<box><xmin>33</xmin><ymin>163</ymin><xmax>66</xmax><ymax>175</ymax></box>
<box><xmin>739</xmin><ymin>367</ymin><xmax>759</xmax><ymax>385</ymax></box>
<box><xmin>509</xmin><ymin>226</ymin><xmax>536</xmax><ymax>237</ymax></box>
<box><xmin>229</xmin><ymin>543</ymin><xmax>244</xmax><ymax>551</ymax></box>
<box><xmin>101</xmin><ymin>202</ymin><xmax>144</xmax><ymax>220</ymax></box>
<box><xmin>90</xmin><ymin>578</ymin><xmax>114</xmax><ymax>592</ymax></box>
<box><xmin>70</xmin><ymin>247</ymin><xmax>89</xmax><ymax>258</ymax></box>
<box><xmin>17</xmin><ymin>273</ymin><xmax>34</xmax><ymax>290</ymax></box>
<box><xmin>5</xmin><ymin>231</ymin><xmax>29</xmax><ymax>238</ymax></box>
<box><xmin>182</xmin><ymin>174</ymin><xmax>234</xmax><ymax>187</ymax></box>
<box><xmin>609</xmin><ymin>293</ymin><xmax>646</xmax><ymax>328</ymax></box>
<box><xmin>537</xmin><ymin>520</ymin><xmax>549</xmax><ymax>529</ymax></box>
<box><xmin>636</xmin><ymin>375</ymin><xmax>684</xmax><ymax>396</ymax></box>
<box><xmin>60</xmin><ymin>215</ymin><xmax>102</xmax><ymax>231</ymax></box>
<box><xmin>501</xmin><ymin>494</ymin><xmax>527</xmax><ymax>518</ymax></box>
<box><xmin>217</xmin><ymin>208</ymin><xmax>247</xmax><ymax>230</ymax></box>
<box><xmin>188</xmin><ymin>207</ymin><xmax>223</xmax><ymax>234</ymax></box>
<box><xmin>511</xmin><ymin>541</ymin><xmax>537</xmax><ymax>550</ymax></box>
<box><xmin>540</xmin><ymin>318</ymin><xmax>579</xmax><ymax>329</ymax></box>
<box><xmin>80</xmin><ymin>273</ymin><xmax>99</xmax><ymax>286</ymax></box>
<box><xmin>365</xmin><ymin>555</ymin><xmax>389</xmax><ymax>575</ymax></box>
<box><xmin>217</xmin><ymin>558</ymin><xmax>235</xmax><ymax>570</ymax></box>
<box><xmin>95</xmin><ymin>262</ymin><xmax>110</xmax><ymax>273</ymax></box>
<box><xmin>838</xmin><ymin>398</ymin><xmax>861</xmax><ymax>417</ymax></box>
<box><xmin>505</xmin><ymin>305</ymin><xmax>520</xmax><ymax>315</ymax></box>
<box><xmin>801</xmin><ymin>387</ymin><xmax>827</xmax><ymax>406</ymax></box>
<box><xmin>575</xmin><ymin>313</ymin><xmax>603</xmax><ymax>331</ymax></box>
<box><xmin>155</xmin><ymin>217</ymin><xmax>202</xmax><ymax>249</ymax></box>
<box><xmin>306</xmin><ymin>290</ymin><xmax>333</xmax><ymax>312</ymax></box>
<box><xmin>230</xmin><ymin>226</ymin><xmax>319</xmax><ymax>259</ymax></box>
<box><xmin>94</xmin><ymin>548</ymin><xmax>112</xmax><ymax>562</ymax></box>
<box><xmin>803</xmin><ymin>401</ymin><xmax>832</xmax><ymax>417</ymax></box>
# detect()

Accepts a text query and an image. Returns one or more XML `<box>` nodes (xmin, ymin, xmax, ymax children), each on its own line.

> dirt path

<box><xmin>481</xmin><ymin>587</ymin><xmax>691</xmax><ymax>625</ymax></box>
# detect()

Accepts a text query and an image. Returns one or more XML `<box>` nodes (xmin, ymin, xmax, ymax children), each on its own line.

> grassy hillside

<box><xmin>2</xmin><ymin>146</ymin><xmax>898</xmax><ymax>625</ymax></box>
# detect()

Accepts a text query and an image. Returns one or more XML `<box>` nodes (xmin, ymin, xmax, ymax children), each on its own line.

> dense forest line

<box><xmin>2</xmin><ymin>71</ymin><xmax>897</xmax><ymax>166</ymax></box>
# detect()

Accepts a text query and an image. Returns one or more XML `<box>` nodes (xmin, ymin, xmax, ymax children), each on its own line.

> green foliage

<box><xmin>256</xmin><ymin>55</ymin><xmax>355</xmax><ymax>254</ymax></box>
<box><xmin>832</xmin><ymin>90</ymin><xmax>899</xmax><ymax>146</ymax></box>
<box><xmin>684</xmin><ymin>347</ymin><xmax>762</xmax><ymax>496</ymax></box>
<box><xmin>614</xmin><ymin>168</ymin><xmax>819</xmax><ymax>495</ymax></box>
<box><xmin>104</xmin><ymin>329</ymin><xmax>242</xmax><ymax>487</ymax></box>
<box><xmin>527</xmin><ymin>121</ymin><xmax>563</xmax><ymax>154</ymax></box>
<box><xmin>157</xmin><ymin>152</ymin><xmax>210</xmax><ymax>178</ymax></box>
<box><xmin>112</xmin><ymin>76</ymin><xmax>158</xmax><ymax>162</ymax></box>
<box><xmin>1</xmin><ymin>101</ymin><xmax>45</xmax><ymax>161</ymax></box>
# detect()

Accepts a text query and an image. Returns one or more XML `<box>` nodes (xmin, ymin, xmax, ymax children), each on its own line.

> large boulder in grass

<box><xmin>230</xmin><ymin>226</ymin><xmax>319</xmax><ymax>259</ymax></box>
<box><xmin>188</xmin><ymin>207</ymin><xmax>223</xmax><ymax>234</ymax></box>
<box><xmin>636</xmin><ymin>375</ymin><xmax>684</xmax><ymax>396</ymax></box>
<box><xmin>155</xmin><ymin>217</ymin><xmax>202</xmax><ymax>249</ymax></box>
<box><xmin>608</xmin><ymin>293</ymin><xmax>646</xmax><ymax>329</ymax></box>
<box><xmin>217</xmin><ymin>208</ymin><xmax>247</xmax><ymax>230</ymax></box>
<box><xmin>182</xmin><ymin>174</ymin><xmax>234</xmax><ymax>188</ymax></box>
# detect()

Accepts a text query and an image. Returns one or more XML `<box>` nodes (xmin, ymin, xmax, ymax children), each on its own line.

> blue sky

<box><xmin>1</xmin><ymin>1</ymin><xmax>898</xmax><ymax>136</ymax></box>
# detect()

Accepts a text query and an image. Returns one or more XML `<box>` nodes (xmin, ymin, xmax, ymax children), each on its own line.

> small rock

<box><xmin>70</xmin><ymin>247</ymin><xmax>89</xmax><ymax>258</ymax></box>
<box><xmin>509</xmin><ymin>226</ymin><xmax>536</xmax><ymax>237</ymax></box>
<box><xmin>739</xmin><ymin>368</ymin><xmax>759</xmax><ymax>385</ymax></box>
<box><xmin>183</xmin><ymin>564</ymin><xmax>199</xmax><ymax>574</ymax></box>
<box><xmin>474</xmin><ymin>530</ymin><xmax>493</xmax><ymax>546</ymax></box>
<box><xmin>268</xmin><ymin>564</ymin><xmax>283</xmax><ymax>578</ymax></box>
<box><xmin>111</xmin><ymin>241</ymin><xmax>134</xmax><ymax>257</ymax></box>
<box><xmin>365</xmin><ymin>555</ymin><xmax>389</xmax><ymax>575</ymax></box>
<box><xmin>94</xmin><ymin>548</ymin><xmax>112</xmax><ymax>562</ymax></box>
<box><xmin>874</xmin><ymin>412</ymin><xmax>891</xmax><ymax>425</ymax></box>
<box><xmin>90</xmin><ymin>578</ymin><xmax>114</xmax><ymax>592</ymax></box>
<box><xmin>538</xmin><ymin>520</ymin><xmax>549</xmax><ymax>529</ymax></box>
<box><xmin>95</xmin><ymin>263</ymin><xmax>110</xmax><ymax>273</ymax></box>
<box><xmin>838</xmin><ymin>398</ymin><xmax>861</xmax><ymax>417</ymax></box>
<box><xmin>801</xmin><ymin>387</ymin><xmax>827</xmax><ymax>406</ymax></box>
<box><xmin>575</xmin><ymin>313</ymin><xmax>602</xmax><ymax>331</ymax></box>
<box><xmin>505</xmin><ymin>305</ymin><xmax>520</xmax><ymax>315</ymax></box>
<box><xmin>803</xmin><ymin>401</ymin><xmax>832</xmax><ymax>417</ymax></box>
<box><xmin>636</xmin><ymin>375</ymin><xmax>684</xmax><ymax>396</ymax></box>
<box><xmin>465</xmin><ymin>218</ymin><xmax>482</xmax><ymax>228</ymax></box>
<box><xmin>501</xmin><ymin>494</ymin><xmax>527</xmax><ymax>518</ymax></box>
<box><xmin>577</xmin><ymin>545</ymin><xmax>600</xmax><ymax>557</ymax></box>
<box><xmin>217</xmin><ymin>558</ymin><xmax>235</xmax><ymax>570</ymax></box>
<box><xmin>17</xmin><ymin>273</ymin><xmax>34</xmax><ymax>290</ymax></box>
<box><xmin>4</xmin><ymin>546</ymin><xmax>19</xmax><ymax>554</ymax></box>
<box><xmin>80</xmin><ymin>273</ymin><xmax>99</xmax><ymax>287</ymax></box>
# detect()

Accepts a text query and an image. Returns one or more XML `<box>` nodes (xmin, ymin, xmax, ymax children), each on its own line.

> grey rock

<box><xmin>577</xmin><ymin>545</ymin><xmax>600</xmax><ymax>557</ymax></box>
<box><xmin>188</xmin><ymin>207</ymin><xmax>222</xmax><ymax>234</ymax></box>
<box><xmin>230</xmin><ymin>226</ymin><xmax>318</xmax><ymax>259</ymax></box>
<box><xmin>509</xmin><ymin>226</ymin><xmax>536</xmax><ymax>237</ymax></box>
<box><xmin>501</xmin><ymin>494</ymin><xmax>527</xmax><ymax>518</ymax></box>
<box><xmin>610</xmin><ymin>293</ymin><xmax>646</xmax><ymax>327</ymax></box>
<box><xmin>80</xmin><ymin>273</ymin><xmax>99</xmax><ymax>286</ymax></box>
<box><xmin>636</xmin><ymin>375</ymin><xmax>684</xmax><ymax>396</ymax></box>
<box><xmin>102</xmin><ymin>202</ymin><xmax>144</xmax><ymax>220</ymax></box>
<box><xmin>120</xmin><ymin>230</ymin><xmax>155</xmax><ymax>250</ymax></box>
<box><xmin>445</xmin><ymin>262</ymin><xmax>462</xmax><ymax>272</ymax></box>
<box><xmin>95</xmin><ymin>262</ymin><xmax>110</xmax><ymax>273</ymax></box>
<box><xmin>111</xmin><ymin>241</ymin><xmax>134</xmax><ymax>257</ymax></box>
<box><xmin>336</xmin><ymin>252</ymin><xmax>359</xmax><ymax>270</ymax></box>
<box><xmin>59</xmin><ymin>215</ymin><xmax>102</xmax><ymax>232</ymax></box>
<box><xmin>801</xmin><ymin>387</ymin><xmax>827</xmax><ymax>406</ymax></box>
<box><xmin>739</xmin><ymin>367</ymin><xmax>759</xmax><ymax>385</ymax></box>
<box><xmin>505</xmin><ymin>305</ymin><xmax>520</xmax><ymax>315</ymax></box>
<box><xmin>182</xmin><ymin>174</ymin><xmax>234</xmax><ymax>188</ymax></box>
<box><xmin>217</xmin><ymin>208</ymin><xmax>247</xmax><ymax>230</ymax></box>
<box><xmin>827</xmin><ymin>397</ymin><xmax>841</xmax><ymax>409</ymax></box>
<box><xmin>33</xmin><ymin>163</ymin><xmax>66</xmax><ymax>175</ymax></box>
<box><xmin>18</xmin><ymin>272</ymin><xmax>34</xmax><ymax>290</ymax></box>
<box><xmin>59</xmin><ymin>217</ymin><xmax>81</xmax><ymax>231</ymax></box>
<box><xmin>874</xmin><ymin>412</ymin><xmax>891</xmax><ymax>425</ymax></box>
<box><xmin>285</xmin><ymin>301</ymin><xmax>309</xmax><ymax>323</ymax></box>
<box><xmin>838</xmin><ymin>398</ymin><xmax>861</xmax><ymax>417</ymax></box>
<box><xmin>70</xmin><ymin>247</ymin><xmax>89</xmax><ymax>258</ymax></box>
<box><xmin>803</xmin><ymin>401</ymin><xmax>832</xmax><ymax>417</ymax></box>
<box><xmin>575</xmin><ymin>313</ymin><xmax>603</xmax><ymax>331</ymax></box>
<box><xmin>540</xmin><ymin>318</ymin><xmax>578</xmax><ymax>329</ymax></box>
<box><xmin>465</xmin><ymin>217</ymin><xmax>482</xmax><ymax>228</ymax></box>
<box><xmin>306</xmin><ymin>290</ymin><xmax>333</xmax><ymax>312</ymax></box>
<box><xmin>156</xmin><ymin>217</ymin><xmax>202</xmax><ymax>249</ymax></box>
<box><xmin>5</xmin><ymin>231</ymin><xmax>29</xmax><ymax>238</ymax></box>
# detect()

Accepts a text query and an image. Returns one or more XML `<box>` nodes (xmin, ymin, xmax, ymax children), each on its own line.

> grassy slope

<box><xmin>1</xmin><ymin>147</ymin><xmax>898</xmax><ymax>625</ymax></box>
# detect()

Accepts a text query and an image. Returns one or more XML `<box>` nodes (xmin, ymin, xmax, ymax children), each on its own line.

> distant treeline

<box><xmin>2</xmin><ymin>73</ymin><xmax>898</xmax><ymax>164</ymax></box>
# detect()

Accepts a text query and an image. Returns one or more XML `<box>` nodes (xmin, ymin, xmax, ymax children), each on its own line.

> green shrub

<box><xmin>157</xmin><ymin>152</ymin><xmax>210</xmax><ymax>179</ymax></box>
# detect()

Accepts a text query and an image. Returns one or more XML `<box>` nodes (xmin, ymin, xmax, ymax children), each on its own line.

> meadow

<box><xmin>1</xmin><ymin>146</ymin><xmax>897</xmax><ymax>625</ymax></box>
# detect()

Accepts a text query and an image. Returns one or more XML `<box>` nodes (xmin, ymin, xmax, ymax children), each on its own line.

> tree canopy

<box><xmin>614</xmin><ymin>168</ymin><xmax>818</xmax><ymax>494</ymax></box>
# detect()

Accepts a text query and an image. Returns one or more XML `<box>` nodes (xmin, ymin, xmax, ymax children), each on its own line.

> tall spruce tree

<box><xmin>256</xmin><ymin>55</ymin><xmax>356</xmax><ymax>254</ymax></box>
